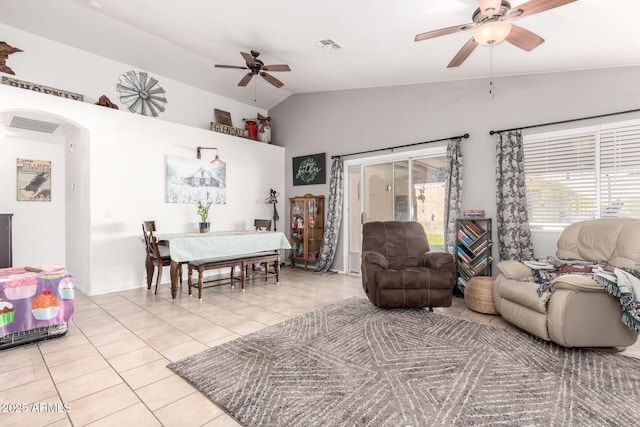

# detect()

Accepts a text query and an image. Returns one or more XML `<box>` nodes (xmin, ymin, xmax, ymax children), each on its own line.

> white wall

<box><xmin>0</xmin><ymin>135</ymin><xmax>66</xmax><ymax>266</ymax></box>
<box><xmin>0</xmin><ymin>86</ymin><xmax>285</xmax><ymax>295</ymax></box>
<box><xmin>270</xmin><ymin>66</ymin><xmax>640</xmax><ymax>271</ymax></box>
<box><xmin>0</xmin><ymin>23</ymin><xmax>286</xmax><ymax>295</ymax></box>
<box><xmin>0</xmin><ymin>22</ymin><xmax>265</xmax><ymax>131</ymax></box>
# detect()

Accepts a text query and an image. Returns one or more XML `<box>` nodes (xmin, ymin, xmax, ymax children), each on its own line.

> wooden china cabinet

<box><xmin>289</xmin><ymin>194</ymin><xmax>325</xmax><ymax>270</ymax></box>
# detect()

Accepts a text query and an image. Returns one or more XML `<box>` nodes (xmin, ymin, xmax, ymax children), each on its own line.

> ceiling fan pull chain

<box><xmin>489</xmin><ymin>44</ymin><xmax>495</xmax><ymax>97</ymax></box>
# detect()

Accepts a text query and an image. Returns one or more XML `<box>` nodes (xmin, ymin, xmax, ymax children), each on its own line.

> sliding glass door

<box><xmin>345</xmin><ymin>148</ymin><xmax>447</xmax><ymax>274</ymax></box>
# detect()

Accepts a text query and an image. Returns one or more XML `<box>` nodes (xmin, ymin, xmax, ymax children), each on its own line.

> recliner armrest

<box><xmin>419</xmin><ymin>252</ymin><xmax>454</xmax><ymax>270</ymax></box>
<box><xmin>497</xmin><ymin>260</ymin><xmax>533</xmax><ymax>280</ymax></box>
<box><xmin>551</xmin><ymin>274</ymin><xmax>605</xmax><ymax>293</ymax></box>
<box><xmin>362</xmin><ymin>251</ymin><xmax>389</xmax><ymax>269</ymax></box>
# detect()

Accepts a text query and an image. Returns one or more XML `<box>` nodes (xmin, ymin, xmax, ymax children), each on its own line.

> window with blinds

<box><xmin>523</xmin><ymin>119</ymin><xmax>640</xmax><ymax>230</ymax></box>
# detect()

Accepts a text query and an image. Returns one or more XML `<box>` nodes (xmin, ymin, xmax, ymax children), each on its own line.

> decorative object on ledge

<box><xmin>0</xmin><ymin>41</ymin><xmax>22</xmax><ymax>75</ymax></box>
<box><xmin>196</xmin><ymin>146</ymin><xmax>225</xmax><ymax>165</ymax></box>
<box><xmin>209</xmin><ymin>122</ymin><xmax>249</xmax><ymax>138</ymax></box>
<box><xmin>17</xmin><ymin>158</ymin><xmax>51</xmax><ymax>201</ymax></box>
<box><xmin>214</xmin><ymin>108</ymin><xmax>232</xmax><ymax>126</ymax></box>
<box><xmin>265</xmin><ymin>189</ymin><xmax>280</xmax><ymax>231</ymax></box>
<box><xmin>244</xmin><ymin>118</ymin><xmax>258</xmax><ymax>140</ymax></box>
<box><xmin>292</xmin><ymin>153</ymin><xmax>326</xmax><ymax>186</ymax></box>
<box><xmin>2</xmin><ymin>76</ymin><xmax>83</xmax><ymax>101</ymax></box>
<box><xmin>197</xmin><ymin>191</ymin><xmax>212</xmax><ymax>233</ymax></box>
<box><xmin>116</xmin><ymin>70</ymin><xmax>166</xmax><ymax>117</ymax></box>
<box><xmin>257</xmin><ymin>113</ymin><xmax>272</xmax><ymax>143</ymax></box>
<box><xmin>95</xmin><ymin>95</ymin><xmax>118</xmax><ymax>109</ymax></box>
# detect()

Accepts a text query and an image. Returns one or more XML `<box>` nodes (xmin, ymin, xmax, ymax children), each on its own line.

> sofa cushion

<box><xmin>556</xmin><ymin>218</ymin><xmax>640</xmax><ymax>269</ymax></box>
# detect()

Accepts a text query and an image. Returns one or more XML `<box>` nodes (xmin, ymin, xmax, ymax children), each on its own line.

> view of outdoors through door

<box><xmin>347</xmin><ymin>153</ymin><xmax>447</xmax><ymax>274</ymax></box>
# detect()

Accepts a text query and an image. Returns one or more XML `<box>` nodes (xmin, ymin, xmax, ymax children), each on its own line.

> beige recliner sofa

<box><xmin>494</xmin><ymin>218</ymin><xmax>639</xmax><ymax>348</ymax></box>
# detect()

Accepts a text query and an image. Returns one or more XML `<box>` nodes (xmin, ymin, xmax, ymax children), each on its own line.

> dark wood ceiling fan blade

<box><xmin>447</xmin><ymin>38</ymin><xmax>478</xmax><ymax>68</ymax></box>
<box><xmin>415</xmin><ymin>23</ymin><xmax>475</xmax><ymax>42</ymax></box>
<box><xmin>507</xmin><ymin>0</ymin><xmax>576</xmax><ymax>20</ymax></box>
<box><xmin>238</xmin><ymin>73</ymin><xmax>254</xmax><ymax>87</ymax></box>
<box><xmin>506</xmin><ymin>24</ymin><xmax>545</xmax><ymax>51</ymax></box>
<box><xmin>215</xmin><ymin>64</ymin><xmax>247</xmax><ymax>69</ymax></box>
<box><xmin>260</xmin><ymin>72</ymin><xmax>284</xmax><ymax>88</ymax></box>
<box><xmin>241</xmin><ymin>51</ymin><xmax>257</xmax><ymax>66</ymax></box>
<box><xmin>262</xmin><ymin>64</ymin><xmax>291</xmax><ymax>72</ymax></box>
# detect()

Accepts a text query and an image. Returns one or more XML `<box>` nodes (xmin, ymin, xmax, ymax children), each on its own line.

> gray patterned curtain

<box><xmin>315</xmin><ymin>158</ymin><xmax>344</xmax><ymax>273</ymax></box>
<box><xmin>444</xmin><ymin>137</ymin><xmax>463</xmax><ymax>255</ymax></box>
<box><xmin>495</xmin><ymin>130</ymin><xmax>534</xmax><ymax>261</ymax></box>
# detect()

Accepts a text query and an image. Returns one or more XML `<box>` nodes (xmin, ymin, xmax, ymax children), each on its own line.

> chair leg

<box><xmin>275</xmin><ymin>257</ymin><xmax>280</xmax><ymax>284</ymax></box>
<box><xmin>188</xmin><ymin>265</ymin><xmax>193</xmax><ymax>296</ymax></box>
<box><xmin>145</xmin><ymin>256</ymin><xmax>154</xmax><ymax>289</ymax></box>
<box><xmin>154</xmin><ymin>263</ymin><xmax>163</xmax><ymax>295</ymax></box>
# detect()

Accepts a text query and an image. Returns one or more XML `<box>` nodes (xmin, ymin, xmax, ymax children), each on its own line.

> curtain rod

<box><xmin>489</xmin><ymin>108</ymin><xmax>640</xmax><ymax>135</ymax></box>
<box><xmin>331</xmin><ymin>133</ymin><xmax>469</xmax><ymax>159</ymax></box>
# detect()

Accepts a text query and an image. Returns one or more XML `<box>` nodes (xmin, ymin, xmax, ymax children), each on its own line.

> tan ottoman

<box><xmin>464</xmin><ymin>276</ymin><xmax>498</xmax><ymax>314</ymax></box>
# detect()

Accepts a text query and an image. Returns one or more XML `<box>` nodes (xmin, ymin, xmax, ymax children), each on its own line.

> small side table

<box><xmin>464</xmin><ymin>276</ymin><xmax>498</xmax><ymax>314</ymax></box>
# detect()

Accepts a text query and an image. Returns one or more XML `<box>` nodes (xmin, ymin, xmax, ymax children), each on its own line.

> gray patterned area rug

<box><xmin>168</xmin><ymin>297</ymin><xmax>640</xmax><ymax>426</ymax></box>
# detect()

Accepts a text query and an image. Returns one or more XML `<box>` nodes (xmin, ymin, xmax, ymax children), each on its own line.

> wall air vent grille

<box><xmin>8</xmin><ymin>116</ymin><xmax>60</xmax><ymax>133</ymax></box>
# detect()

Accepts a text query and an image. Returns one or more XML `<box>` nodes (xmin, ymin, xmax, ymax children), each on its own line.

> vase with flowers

<box><xmin>197</xmin><ymin>192</ymin><xmax>212</xmax><ymax>233</ymax></box>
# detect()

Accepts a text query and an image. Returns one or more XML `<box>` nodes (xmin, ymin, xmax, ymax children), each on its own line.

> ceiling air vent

<box><xmin>8</xmin><ymin>115</ymin><xmax>61</xmax><ymax>134</ymax></box>
<box><xmin>314</xmin><ymin>39</ymin><xmax>342</xmax><ymax>50</ymax></box>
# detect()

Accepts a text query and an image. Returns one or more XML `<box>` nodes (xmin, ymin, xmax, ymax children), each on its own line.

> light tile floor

<box><xmin>1</xmin><ymin>268</ymin><xmax>638</xmax><ymax>427</ymax></box>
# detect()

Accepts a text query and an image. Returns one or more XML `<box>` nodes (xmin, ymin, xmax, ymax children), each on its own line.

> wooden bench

<box><xmin>187</xmin><ymin>251</ymin><xmax>281</xmax><ymax>299</ymax></box>
<box><xmin>241</xmin><ymin>251</ymin><xmax>281</xmax><ymax>285</ymax></box>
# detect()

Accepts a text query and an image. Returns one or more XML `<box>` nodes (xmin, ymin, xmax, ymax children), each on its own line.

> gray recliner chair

<box><xmin>494</xmin><ymin>218</ymin><xmax>639</xmax><ymax>348</ymax></box>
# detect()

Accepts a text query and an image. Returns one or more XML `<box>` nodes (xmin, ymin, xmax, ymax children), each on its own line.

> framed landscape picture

<box><xmin>292</xmin><ymin>153</ymin><xmax>326</xmax><ymax>186</ymax></box>
<box><xmin>165</xmin><ymin>155</ymin><xmax>227</xmax><ymax>204</ymax></box>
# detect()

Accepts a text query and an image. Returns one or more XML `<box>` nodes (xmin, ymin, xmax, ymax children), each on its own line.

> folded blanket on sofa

<box><xmin>593</xmin><ymin>266</ymin><xmax>640</xmax><ymax>334</ymax></box>
<box><xmin>521</xmin><ymin>256</ymin><xmax>640</xmax><ymax>334</ymax></box>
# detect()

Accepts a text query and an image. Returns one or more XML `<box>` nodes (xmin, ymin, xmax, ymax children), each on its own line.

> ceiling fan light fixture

<box><xmin>473</xmin><ymin>21</ymin><xmax>512</xmax><ymax>46</ymax></box>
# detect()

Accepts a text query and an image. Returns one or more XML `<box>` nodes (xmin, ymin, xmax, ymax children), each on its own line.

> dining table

<box><xmin>155</xmin><ymin>230</ymin><xmax>292</xmax><ymax>299</ymax></box>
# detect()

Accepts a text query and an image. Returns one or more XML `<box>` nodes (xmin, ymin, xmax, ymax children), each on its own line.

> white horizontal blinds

<box><xmin>524</xmin><ymin>131</ymin><xmax>597</xmax><ymax>229</ymax></box>
<box><xmin>600</xmin><ymin>122</ymin><xmax>640</xmax><ymax>218</ymax></box>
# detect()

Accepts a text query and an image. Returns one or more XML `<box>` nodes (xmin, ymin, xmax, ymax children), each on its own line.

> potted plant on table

<box><xmin>197</xmin><ymin>192</ymin><xmax>212</xmax><ymax>233</ymax></box>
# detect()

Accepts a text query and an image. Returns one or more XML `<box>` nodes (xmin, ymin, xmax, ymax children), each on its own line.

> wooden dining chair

<box><xmin>142</xmin><ymin>221</ymin><xmax>181</xmax><ymax>294</ymax></box>
<box><xmin>254</xmin><ymin>219</ymin><xmax>272</xmax><ymax>231</ymax></box>
<box><xmin>247</xmin><ymin>219</ymin><xmax>277</xmax><ymax>279</ymax></box>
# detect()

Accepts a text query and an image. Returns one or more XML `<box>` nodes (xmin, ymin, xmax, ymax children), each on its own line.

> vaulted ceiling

<box><xmin>1</xmin><ymin>0</ymin><xmax>639</xmax><ymax>109</ymax></box>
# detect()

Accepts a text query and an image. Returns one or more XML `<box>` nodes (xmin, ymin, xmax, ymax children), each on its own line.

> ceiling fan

<box><xmin>414</xmin><ymin>0</ymin><xmax>576</xmax><ymax>68</ymax></box>
<box><xmin>215</xmin><ymin>50</ymin><xmax>291</xmax><ymax>88</ymax></box>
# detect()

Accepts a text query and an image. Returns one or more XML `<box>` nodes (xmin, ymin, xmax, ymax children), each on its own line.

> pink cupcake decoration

<box><xmin>2</xmin><ymin>273</ymin><xmax>38</xmax><ymax>299</ymax></box>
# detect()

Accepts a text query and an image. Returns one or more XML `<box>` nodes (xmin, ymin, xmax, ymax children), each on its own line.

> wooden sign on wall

<box><xmin>293</xmin><ymin>153</ymin><xmax>326</xmax><ymax>186</ymax></box>
<box><xmin>2</xmin><ymin>76</ymin><xmax>83</xmax><ymax>101</ymax></box>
